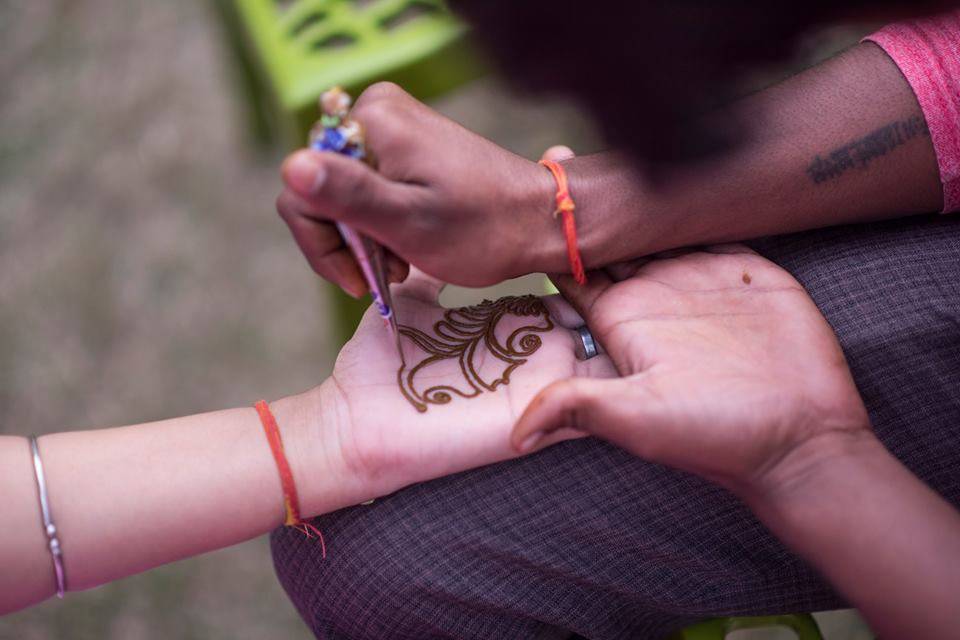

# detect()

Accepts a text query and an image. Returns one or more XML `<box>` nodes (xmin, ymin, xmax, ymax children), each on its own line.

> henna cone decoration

<box><xmin>397</xmin><ymin>296</ymin><xmax>554</xmax><ymax>412</ymax></box>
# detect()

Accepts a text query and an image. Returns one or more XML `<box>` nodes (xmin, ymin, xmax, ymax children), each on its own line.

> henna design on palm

<box><xmin>397</xmin><ymin>295</ymin><xmax>554</xmax><ymax>412</ymax></box>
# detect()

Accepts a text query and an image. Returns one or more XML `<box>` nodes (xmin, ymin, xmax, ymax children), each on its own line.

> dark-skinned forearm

<box><xmin>550</xmin><ymin>42</ymin><xmax>942</xmax><ymax>269</ymax></box>
<box><xmin>745</xmin><ymin>432</ymin><xmax>960</xmax><ymax>639</ymax></box>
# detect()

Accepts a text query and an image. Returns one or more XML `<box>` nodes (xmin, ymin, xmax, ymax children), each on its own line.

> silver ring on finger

<box><xmin>574</xmin><ymin>325</ymin><xmax>599</xmax><ymax>360</ymax></box>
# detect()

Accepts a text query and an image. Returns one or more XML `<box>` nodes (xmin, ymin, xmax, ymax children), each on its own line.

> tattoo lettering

<box><xmin>806</xmin><ymin>115</ymin><xmax>929</xmax><ymax>185</ymax></box>
<box><xmin>397</xmin><ymin>295</ymin><xmax>554</xmax><ymax>412</ymax></box>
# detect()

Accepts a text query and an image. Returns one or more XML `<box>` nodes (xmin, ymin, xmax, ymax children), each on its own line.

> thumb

<box><xmin>512</xmin><ymin>376</ymin><xmax>655</xmax><ymax>455</ymax></box>
<box><xmin>282</xmin><ymin>149</ymin><xmax>416</xmax><ymax>231</ymax></box>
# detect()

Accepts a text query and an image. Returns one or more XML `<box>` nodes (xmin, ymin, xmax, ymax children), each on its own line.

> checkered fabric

<box><xmin>272</xmin><ymin>214</ymin><xmax>960</xmax><ymax>639</ymax></box>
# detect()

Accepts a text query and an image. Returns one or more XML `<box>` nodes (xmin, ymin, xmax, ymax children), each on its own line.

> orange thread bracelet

<box><xmin>254</xmin><ymin>400</ymin><xmax>326</xmax><ymax>557</ymax></box>
<box><xmin>539</xmin><ymin>159</ymin><xmax>587</xmax><ymax>285</ymax></box>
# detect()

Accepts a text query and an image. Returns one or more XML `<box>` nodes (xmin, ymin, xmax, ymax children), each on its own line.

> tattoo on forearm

<box><xmin>806</xmin><ymin>115</ymin><xmax>929</xmax><ymax>185</ymax></box>
<box><xmin>397</xmin><ymin>295</ymin><xmax>554</xmax><ymax>412</ymax></box>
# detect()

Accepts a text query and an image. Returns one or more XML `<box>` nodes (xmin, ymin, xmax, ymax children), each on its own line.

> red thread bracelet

<box><xmin>255</xmin><ymin>400</ymin><xmax>326</xmax><ymax>557</ymax></box>
<box><xmin>539</xmin><ymin>159</ymin><xmax>586</xmax><ymax>285</ymax></box>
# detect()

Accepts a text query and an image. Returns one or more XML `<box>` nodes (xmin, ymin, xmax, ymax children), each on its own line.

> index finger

<box><xmin>276</xmin><ymin>189</ymin><xmax>368</xmax><ymax>298</ymax></box>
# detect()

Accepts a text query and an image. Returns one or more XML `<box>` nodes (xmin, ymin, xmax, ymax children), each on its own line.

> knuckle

<box><xmin>356</xmin><ymin>81</ymin><xmax>405</xmax><ymax>106</ymax></box>
<box><xmin>352</xmin><ymin>114</ymin><xmax>401</xmax><ymax>169</ymax></box>
<box><xmin>352</xmin><ymin>100</ymin><xmax>399</xmax><ymax>137</ymax></box>
<box><xmin>351</xmin><ymin>96</ymin><xmax>420</xmax><ymax>165</ymax></box>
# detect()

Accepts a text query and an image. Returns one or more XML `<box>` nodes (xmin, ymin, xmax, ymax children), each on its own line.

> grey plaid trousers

<box><xmin>272</xmin><ymin>214</ymin><xmax>960</xmax><ymax>639</ymax></box>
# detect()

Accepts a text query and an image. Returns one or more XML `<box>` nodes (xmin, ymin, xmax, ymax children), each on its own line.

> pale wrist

<box><xmin>269</xmin><ymin>383</ymin><xmax>364</xmax><ymax>519</ymax></box>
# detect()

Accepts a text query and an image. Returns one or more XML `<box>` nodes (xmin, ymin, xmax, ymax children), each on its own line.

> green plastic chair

<box><xmin>671</xmin><ymin>614</ymin><xmax>824</xmax><ymax>640</ymax></box>
<box><xmin>217</xmin><ymin>0</ymin><xmax>484</xmax><ymax>149</ymax></box>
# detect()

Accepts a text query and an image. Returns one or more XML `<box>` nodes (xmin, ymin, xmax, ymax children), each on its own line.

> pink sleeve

<box><xmin>864</xmin><ymin>12</ymin><xmax>960</xmax><ymax>213</ymax></box>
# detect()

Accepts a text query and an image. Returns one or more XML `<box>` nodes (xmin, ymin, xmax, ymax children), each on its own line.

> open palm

<box><xmin>317</xmin><ymin>271</ymin><xmax>615</xmax><ymax>500</ymax></box>
<box><xmin>512</xmin><ymin>246</ymin><xmax>871</xmax><ymax>494</ymax></box>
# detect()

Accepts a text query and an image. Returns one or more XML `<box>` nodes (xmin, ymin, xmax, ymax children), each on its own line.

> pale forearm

<box><xmin>747</xmin><ymin>432</ymin><xmax>960</xmax><ymax>638</ymax></box>
<box><xmin>559</xmin><ymin>42</ymin><xmax>941</xmax><ymax>268</ymax></box>
<box><xmin>0</xmin><ymin>388</ymin><xmax>349</xmax><ymax>614</ymax></box>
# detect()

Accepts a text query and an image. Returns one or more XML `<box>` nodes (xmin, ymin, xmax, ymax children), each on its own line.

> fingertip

<box><xmin>283</xmin><ymin>150</ymin><xmax>327</xmax><ymax>196</ymax></box>
<box><xmin>539</xmin><ymin>293</ymin><xmax>585</xmax><ymax>330</ymax></box>
<box><xmin>331</xmin><ymin>259</ymin><xmax>369</xmax><ymax>299</ymax></box>
<box><xmin>540</xmin><ymin>145</ymin><xmax>576</xmax><ymax>162</ymax></box>
<box><xmin>511</xmin><ymin>379</ymin><xmax>575</xmax><ymax>452</ymax></box>
<box><xmin>516</xmin><ymin>432</ymin><xmax>544</xmax><ymax>454</ymax></box>
<box><xmin>305</xmin><ymin>247</ymin><xmax>368</xmax><ymax>298</ymax></box>
<box><xmin>341</xmin><ymin>279</ymin><xmax>368</xmax><ymax>299</ymax></box>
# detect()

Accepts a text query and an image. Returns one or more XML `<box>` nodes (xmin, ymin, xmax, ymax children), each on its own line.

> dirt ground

<box><xmin>0</xmin><ymin>1</ymin><xmax>871</xmax><ymax>638</ymax></box>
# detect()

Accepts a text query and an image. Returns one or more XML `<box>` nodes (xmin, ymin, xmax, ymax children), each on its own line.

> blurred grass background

<box><xmin>0</xmin><ymin>1</ymin><xmax>595</xmax><ymax>638</ymax></box>
<box><xmin>0</xmin><ymin>1</ymin><xmax>874</xmax><ymax>638</ymax></box>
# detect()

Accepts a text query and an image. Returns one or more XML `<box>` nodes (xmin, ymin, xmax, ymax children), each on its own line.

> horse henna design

<box><xmin>397</xmin><ymin>295</ymin><xmax>554</xmax><ymax>412</ymax></box>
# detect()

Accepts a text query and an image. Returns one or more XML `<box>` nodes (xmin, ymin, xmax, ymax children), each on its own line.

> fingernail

<box><xmin>284</xmin><ymin>152</ymin><xmax>327</xmax><ymax>195</ymax></box>
<box><xmin>341</xmin><ymin>275</ymin><xmax>368</xmax><ymax>299</ymax></box>
<box><xmin>344</xmin><ymin>283</ymin><xmax>366</xmax><ymax>299</ymax></box>
<box><xmin>517</xmin><ymin>433</ymin><xmax>543</xmax><ymax>453</ymax></box>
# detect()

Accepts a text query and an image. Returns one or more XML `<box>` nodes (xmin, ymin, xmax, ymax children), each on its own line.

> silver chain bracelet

<box><xmin>29</xmin><ymin>436</ymin><xmax>67</xmax><ymax>598</ymax></box>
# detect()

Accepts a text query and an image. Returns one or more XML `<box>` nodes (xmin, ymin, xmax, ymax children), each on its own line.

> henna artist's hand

<box><xmin>510</xmin><ymin>247</ymin><xmax>873</xmax><ymax>498</ymax></box>
<box><xmin>276</xmin><ymin>82</ymin><xmax>564</xmax><ymax>295</ymax></box>
<box><xmin>300</xmin><ymin>269</ymin><xmax>615</xmax><ymax>505</ymax></box>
